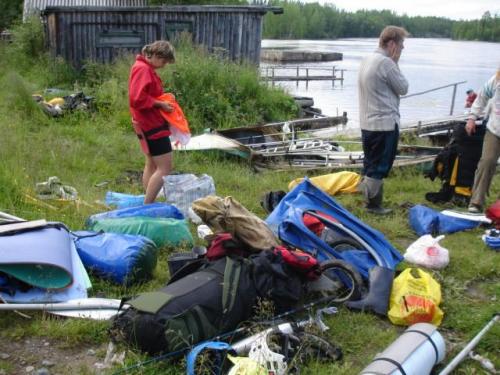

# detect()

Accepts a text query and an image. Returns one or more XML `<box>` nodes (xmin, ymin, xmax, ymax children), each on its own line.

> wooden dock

<box><xmin>401</xmin><ymin>114</ymin><xmax>469</xmax><ymax>137</ymax></box>
<box><xmin>261</xmin><ymin>66</ymin><xmax>345</xmax><ymax>87</ymax></box>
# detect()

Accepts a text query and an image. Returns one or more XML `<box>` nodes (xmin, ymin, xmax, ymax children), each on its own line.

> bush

<box><xmin>2</xmin><ymin>19</ymin><xmax>298</xmax><ymax>134</ymax></box>
<box><xmin>162</xmin><ymin>39</ymin><xmax>299</xmax><ymax>132</ymax></box>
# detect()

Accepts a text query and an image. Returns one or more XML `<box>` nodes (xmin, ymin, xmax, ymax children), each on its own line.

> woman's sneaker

<box><xmin>468</xmin><ymin>204</ymin><xmax>483</xmax><ymax>214</ymax></box>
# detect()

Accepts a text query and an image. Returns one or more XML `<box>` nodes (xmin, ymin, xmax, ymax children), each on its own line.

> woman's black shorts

<box><xmin>146</xmin><ymin>136</ymin><xmax>172</xmax><ymax>156</ymax></box>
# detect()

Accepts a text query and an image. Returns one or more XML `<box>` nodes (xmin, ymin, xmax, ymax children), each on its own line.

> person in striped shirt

<box><xmin>357</xmin><ymin>26</ymin><xmax>409</xmax><ymax>215</ymax></box>
<box><xmin>465</xmin><ymin>68</ymin><xmax>500</xmax><ymax>213</ymax></box>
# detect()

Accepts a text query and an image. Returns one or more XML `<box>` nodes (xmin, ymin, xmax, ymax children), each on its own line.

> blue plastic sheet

<box><xmin>409</xmin><ymin>205</ymin><xmax>480</xmax><ymax>236</ymax></box>
<box><xmin>87</xmin><ymin>202</ymin><xmax>184</xmax><ymax>227</ymax></box>
<box><xmin>105</xmin><ymin>191</ymin><xmax>145</xmax><ymax>209</ymax></box>
<box><xmin>73</xmin><ymin>231</ymin><xmax>157</xmax><ymax>285</ymax></box>
<box><xmin>265</xmin><ymin>179</ymin><xmax>402</xmax><ymax>279</ymax></box>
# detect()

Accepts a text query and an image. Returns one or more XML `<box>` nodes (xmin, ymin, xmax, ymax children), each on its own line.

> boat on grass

<box><xmin>174</xmin><ymin>115</ymin><xmax>441</xmax><ymax>171</ymax></box>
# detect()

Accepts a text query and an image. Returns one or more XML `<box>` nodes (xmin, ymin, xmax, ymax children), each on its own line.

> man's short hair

<box><xmin>379</xmin><ymin>26</ymin><xmax>409</xmax><ymax>48</ymax></box>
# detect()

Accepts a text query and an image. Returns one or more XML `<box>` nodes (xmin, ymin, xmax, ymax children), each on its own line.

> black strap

<box><xmin>405</xmin><ymin>329</ymin><xmax>439</xmax><ymax>364</ymax></box>
<box><xmin>371</xmin><ymin>357</ymin><xmax>407</xmax><ymax>375</ymax></box>
<box><xmin>143</xmin><ymin>123</ymin><xmax>169</xmax><ymax>138</ymax></box>
<box><xmin>0</xmin><ymin>222</ymin><xmax>69</xmax><ymax>237</ymax></box>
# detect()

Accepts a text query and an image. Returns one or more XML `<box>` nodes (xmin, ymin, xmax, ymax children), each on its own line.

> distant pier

<box><xmin>261</xmin><ymin>49</ymin><xmax>343</xmax><ymax>62</ymax></box>
<box><xmin>261</xmin><ymin>65</ymin><xmax>345</xmax><ymax>87</ymax></box>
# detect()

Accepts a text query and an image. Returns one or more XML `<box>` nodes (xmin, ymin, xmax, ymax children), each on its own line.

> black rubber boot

<box><xmin>364</xmin><ymin>178</ymin><xmax>392</xmax><ymax>215</ymax></box>
<box><xmin>346</xmin><ymin>266</ymin><xmax>395</xmax><ymax>316</ymax></box>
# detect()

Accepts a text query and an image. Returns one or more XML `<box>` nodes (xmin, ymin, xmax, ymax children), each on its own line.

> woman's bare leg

<box><xmin>144</xmin><ymin>152</ymin><xmax>172</xmax><ymax>204</ymax></box>
<box><xmin>143</xmin><ymin>154</ymin><xmax>156</xmax><ymax>191</ymax></box>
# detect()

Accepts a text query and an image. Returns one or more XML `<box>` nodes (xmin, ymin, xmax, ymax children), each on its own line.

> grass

<box><xmin>0</xmin><ymin>19</ymin><xmax>499</xmax><ymax>375</ymax></box>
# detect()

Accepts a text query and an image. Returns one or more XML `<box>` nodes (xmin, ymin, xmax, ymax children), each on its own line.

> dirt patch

<box><xmin>465</xmin><ymin>279</ymin><xmax>497</xmax><ymax>302</ymax></box>
<box><xmin>0</xmin><ymin>338</ymin><xmax>109</xmax><ymax>374</ymax></box>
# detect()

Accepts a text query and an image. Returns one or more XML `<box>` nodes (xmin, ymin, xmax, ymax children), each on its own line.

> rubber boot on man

<box><xmin>358</xmin><ymin>176</ymin><xmax>392</xmax><ymax>215</ymax></box>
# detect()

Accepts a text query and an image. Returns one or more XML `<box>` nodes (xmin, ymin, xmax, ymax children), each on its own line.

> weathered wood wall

<box><xmin>23</xmin><ymin>0</ymin><xmax>149</xmax><ymax>20</ymax></box>
<box><xmin>42</xmin><ymin>6</ymin><xmax>281</xmax><ymax>67</ymax></box>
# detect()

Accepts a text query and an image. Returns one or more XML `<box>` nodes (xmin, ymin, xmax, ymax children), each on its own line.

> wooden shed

<box><xmin>24</xmin><ymin>0</ymin><xmax>149</xmax><ymax>21</ymax></box>
<box><xmin>42</xmin><ymin>5</ymin><xmax>282</xmax><ymax>68</ymax></box>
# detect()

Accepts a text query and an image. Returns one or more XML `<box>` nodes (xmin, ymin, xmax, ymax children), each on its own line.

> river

<box><xmin>261</xmin><ymin>38</ymin><xmax>500</xmax><ymax>129</ymax></box>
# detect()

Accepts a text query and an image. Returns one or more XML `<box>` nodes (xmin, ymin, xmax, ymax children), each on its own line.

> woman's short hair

<box><xmin>379</xmin><ymin>26</ymin><xmax>409</xmax><ymax>48</ymax></box>
<box><xmin>142</xmin><ymin>40</ymin><xmax>175</xmax><ymax>62</ymax></box>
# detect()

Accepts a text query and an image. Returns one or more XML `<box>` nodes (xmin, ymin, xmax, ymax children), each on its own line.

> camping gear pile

<box><xmin>1</xmin><ymin>166</ymin><xmax>498</xmax><ymax>374</ymax></box>
<box><xmin>424</xmin><ymin>124</ymin><xmax>485</xmax><ymax>206</ymax></box>
<box><xmin>32</xmin><ymin>91</ymin><xmax>94</xmax><ymax>117</ymax></box>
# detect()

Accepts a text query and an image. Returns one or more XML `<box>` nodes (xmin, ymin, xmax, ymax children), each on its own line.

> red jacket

<box><xmin>128</xmin><ymin>55</ymin><xmax>170</xmax><ymax>139</ymax></box>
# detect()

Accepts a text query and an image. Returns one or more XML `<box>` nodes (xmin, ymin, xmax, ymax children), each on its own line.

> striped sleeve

<box><xmin>469</xmin><ymin>74</ymin><xmax>496</xmax><ymax>120</ymax></box>
<box><xmin>385</xmin><ymin>63</ymin><xmax>409</xmax><ymax>96</ymax></box>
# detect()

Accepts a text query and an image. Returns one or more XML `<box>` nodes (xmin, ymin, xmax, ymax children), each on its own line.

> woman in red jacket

<box><xmin>129</xmin><ymin>40</ymin><xmax>175</xmax><ymax>204</ymax></box>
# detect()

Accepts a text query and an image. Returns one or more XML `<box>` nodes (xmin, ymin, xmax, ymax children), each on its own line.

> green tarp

<box><xmin>87</xmin><ymin>217</ymin><xmax>193</xmax><ymax>248</ymax></box>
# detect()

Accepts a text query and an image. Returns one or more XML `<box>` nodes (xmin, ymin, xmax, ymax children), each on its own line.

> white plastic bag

<box><xmin>404</xmin><ymin>234</ymin><xmax>449</xmax><ymax>269</ymax></box>
<box><xmin>163</xmin><ymin>174</ymin><xmax>215</xmax><ymax>222</ymax></box>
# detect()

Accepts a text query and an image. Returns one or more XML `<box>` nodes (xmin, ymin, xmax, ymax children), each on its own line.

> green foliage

<box><xmin>452</xmin><ymin>12</ymin><xmax>500</xmax><ymax>41</ymax></box>
<box><xmin>263</xmin><ymin>1</ymin><xmax>499</xmax><ymax>42</ymax></box>
<box><xmin>1</xmin><ymin>17</ymin><xmax>79</xmax><ymax>87</ymax></box>
<box><xmin>71</xmin><ymin>36</ymin><xmax>298</xmax><ymax>134</ymax></box>
<box><xmin>5</xmin><ymin>16</ymin><xmax>45</xmax><ymax>63</ymax></box>
<box><xmin>0</xmin><ymin>0</ymin><xmax>23</xmax><ymax>31</ymax></box>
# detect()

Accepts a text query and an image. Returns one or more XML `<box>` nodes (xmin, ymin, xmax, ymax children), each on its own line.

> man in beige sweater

<box><xmin>357</xmin><ymin>26</ymin><xmax>409</xmax><ymax>215</ymax></box>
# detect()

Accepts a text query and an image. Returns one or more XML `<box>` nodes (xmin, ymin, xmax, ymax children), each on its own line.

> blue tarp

<box><xmin>87</xmin><ymin>202</ymin><xmax>184</xmax><ymax>227</ymax></box>
<box><xmin>105</xmin><ymin>191</ymin><xmax>145</xmax><ymax>209</ymax></box>
<box><xmin>73</xmin><ymin>231</ymin><xmax>158</xmax><ymax>285</ymax></box>
<box><xmin>409</xmin><ymin>205</ymin><xmax>480</xmax><ymax>236</ymax></box>
<box><xmin>265</xmin><ymin>179</ymin><xmax>402</xmax><ymax>279</ymax></box>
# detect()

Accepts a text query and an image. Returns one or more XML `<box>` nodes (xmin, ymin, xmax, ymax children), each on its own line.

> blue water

<box><xmin>261</xmin><ymin>38</ymin><xmax>500</xmax><ymax>128</ymax></box>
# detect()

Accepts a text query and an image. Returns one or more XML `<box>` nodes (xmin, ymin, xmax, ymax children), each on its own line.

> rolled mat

<box><xmin>0</xmin><ymin>225</ymin><xmax>74</xmax><ymax>289</ymax></box>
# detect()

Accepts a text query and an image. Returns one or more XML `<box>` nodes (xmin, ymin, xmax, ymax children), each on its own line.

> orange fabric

<box><xmin>156</xmin><ymin>93</ymin><xmax>190</xmax><ymax>134</ymax></box>
<box><xmin>128</xmin><ymin>55</ymin><xmax>170</xmax><ymax>139</ymax></box>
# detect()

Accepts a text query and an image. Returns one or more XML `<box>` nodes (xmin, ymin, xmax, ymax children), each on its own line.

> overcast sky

<box><xmin>311</xmin><ymin>0</ymin><xmax>499</xmax><ymax>20</ymax></box>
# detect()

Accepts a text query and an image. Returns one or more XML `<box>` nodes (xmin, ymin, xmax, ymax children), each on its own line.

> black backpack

<box><xmin>424</xmin><ymin>124</ymin><xmax>485</xmax><ymax>205</ymax></box>
<box><xmin>110</xmin><ymin>252</ymin><xmax>304</xmax><ymax>355</ymax></box>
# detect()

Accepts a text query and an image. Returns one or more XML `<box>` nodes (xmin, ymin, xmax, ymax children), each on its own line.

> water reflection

<box><xmin>261</xmin><ymin>38</ymin><xmax>500</xmax><ymax>129</ymax></box>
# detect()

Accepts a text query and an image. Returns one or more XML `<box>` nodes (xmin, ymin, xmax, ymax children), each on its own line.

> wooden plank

<box><xmin>262</xmin><ymin>76</ymin><xmax>344</xmax><ymax>82</ymax></box>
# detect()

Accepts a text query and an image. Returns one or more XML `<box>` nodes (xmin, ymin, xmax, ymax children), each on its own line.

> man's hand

<box><xmin>465</xmin><ymin>118</ymin><xmax>476</xmax><ymax>136</ymax></box>
<box><xmin>388</xmin><ymin>40</ymin><xmax>403</xmax><ymax>63</ymax></box>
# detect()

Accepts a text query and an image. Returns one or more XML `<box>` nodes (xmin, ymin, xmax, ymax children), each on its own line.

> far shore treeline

<box><xmin>263</xmin><ymin>1</ymin><xmax>500</xmax><ymax>42</ymax></box>
<box><xmin>0</xmin><ymin>0</ymin><xmax>498</xmax><ymax>42</ymax></box>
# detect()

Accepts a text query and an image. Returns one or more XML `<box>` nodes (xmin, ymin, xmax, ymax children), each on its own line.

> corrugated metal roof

<box><xmin>23</xmin><ymin>0</ymin><xmax>149</xmax><ymax>20</ymax></box>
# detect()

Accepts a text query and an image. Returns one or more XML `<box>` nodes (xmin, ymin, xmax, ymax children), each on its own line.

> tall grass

<box><xmin>0</xmin><ymin>18</ymin><xmax>498</xmax><ymax>375</ymax></box>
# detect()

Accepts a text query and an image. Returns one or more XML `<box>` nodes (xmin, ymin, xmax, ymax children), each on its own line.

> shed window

<box><xmin>165</xmin><ymin>21</ymin><xmax>193</xmax><ymax>41</ymax></box>
<box><xmin>97</xmin><ymin>30</ymin><xmax>145</xmax><ymax>47</ymax></box>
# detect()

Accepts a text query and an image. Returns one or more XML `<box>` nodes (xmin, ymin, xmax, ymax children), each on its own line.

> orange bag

<box><xmin>156</xmin><ymin>93</ymin><xmax>191</xmax><ymax>146</ymax></box>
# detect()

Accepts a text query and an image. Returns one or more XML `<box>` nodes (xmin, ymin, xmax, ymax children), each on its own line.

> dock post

<box><xmin>341</xmin><ymin>69</ymin><xmax>344</xmax><ymax>87</ymax></box>
<box><xmin>450</xmin><ymin>83</ymin><xmax>457</xmax><ymax>115</ymax></box>
<box><xmin>296</xmin><ymin>66</ymin><xmax>299</xmax><ymax>87</ymax></box>
<box><xmin>306</xmin><ymin>68</ymin><xmax>309</xmax><ymax>89</ymax></box>
<box><xmin>332</xmin><ymin>66</ymin><xmax>335</xmax><ymax>87</ymax></box>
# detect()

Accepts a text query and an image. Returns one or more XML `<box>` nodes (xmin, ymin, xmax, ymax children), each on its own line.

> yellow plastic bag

<box><xmin>388</xmin><ymin>268</ymin><xmax>444</xmax><ymax>326</ymax></box>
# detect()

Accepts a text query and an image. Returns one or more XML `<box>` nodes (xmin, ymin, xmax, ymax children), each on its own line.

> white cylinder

<box><xmin>361</xmin><ymin>323</ymin><xmax>446</xmax><ymax>375</ymax></box>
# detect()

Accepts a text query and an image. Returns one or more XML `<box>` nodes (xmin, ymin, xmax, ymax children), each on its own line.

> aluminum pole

<box><xmin>439</xmin><ymin>314</ymin><xmax>499</xmax><ymax>375</ymax></box>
